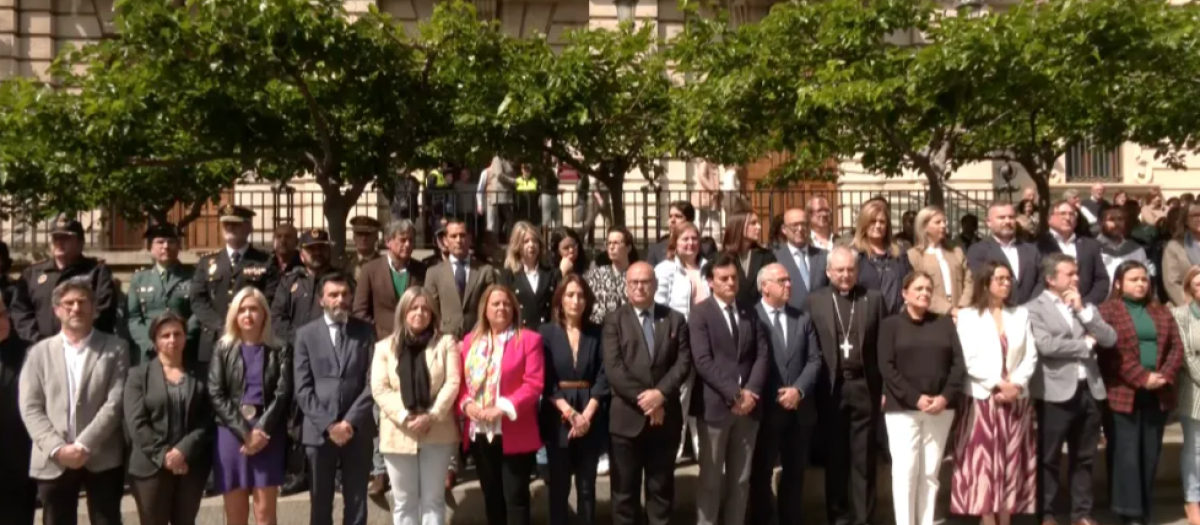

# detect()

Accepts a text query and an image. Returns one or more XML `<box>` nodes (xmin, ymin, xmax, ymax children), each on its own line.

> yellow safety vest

<box><xmin>429</xmin><ymin>170</ymin><xmax>448</xmax><ymax>188</ymax></box>
<box><xmin>515</xmin><ymin>177</ymin><xmax>538</xmax><ymax>192</ymax></box>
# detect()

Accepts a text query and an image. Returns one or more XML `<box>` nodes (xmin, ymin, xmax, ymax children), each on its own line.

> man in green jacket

<box><xmin>126</xmin><ymin>223</ymin><xmax>194</xmax><ymax>364</ymax></box>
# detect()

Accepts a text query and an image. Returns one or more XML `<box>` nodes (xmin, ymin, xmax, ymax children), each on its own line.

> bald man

<box><xmin>603</xmin><ymin>262</ymin><xmax>692</xmax><ymax>525</ymax></box>
<box><xmin>805</xmin><ymin>246</ymin><xmax>887</xmax><ymax>525</ymax></box>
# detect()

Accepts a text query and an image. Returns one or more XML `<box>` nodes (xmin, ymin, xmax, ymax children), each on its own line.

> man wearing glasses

<box><xmin>1035</xmin><ymin>200</ymin><xmax>1109</xmax><ymax>306</ymax></box>
<box><xmin>806</xmin><ymin>196</ymin><xmax>839</xmax><ymax>252</ymax></box>
<box><xmin>773</xmin><ymin>208</ymin><xmax>829</xmax><ymax>311</ymax></box>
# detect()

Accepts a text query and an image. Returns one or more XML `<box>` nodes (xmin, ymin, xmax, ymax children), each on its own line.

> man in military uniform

<box><xmin>271</xmin><ymin>228</ymin><xmax>342</xmax><ymax>496</ymax></box>
<box><xmin>11</xmin><ymin>214</ymin><xmax>118</xmax><ymax>342</ymax></box>
<box><xmin>188</xmin><ymin>205</ymin><xmax>279</xmax><ymax>366</ymax></box>
<box><xmin>272</xmin><ymin>223</ymin><xmax>302</xmax><ymax>274</ymax></box>
<box><xmin>125</xmin><ymin>224</ymin><xmax>193</xmax><ymax>365</ymax></box>
<box><xmin>347</xmin><ymin>216</ymin><xmax>381</xmax><ymax>283</ymax></box>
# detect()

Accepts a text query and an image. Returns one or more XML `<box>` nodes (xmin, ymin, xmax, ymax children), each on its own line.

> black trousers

<box><xmin>609</xmin><ymin>420</ymin><xmax>682</xmax><ymax>525</ymax></box>
<box><xmin>546</xmin><ymin>440</ymin><xmax>602</xmax><ymax>525</ymax></box>
<box><xmin>307</xmin><ymin>436</ymin><xmax>373</xmax><ymax>525</ymax></box>
<box><xmin>1105</xmin><ymin>391</ymin><xmax>1167</xmax><ymax>520</ymax></box>
<box><xmin>285</xmin><ymin>402</ymin><xmax>308</xmax><ymax>490</ymax></box>
<box><xmin>472</xmin><ymin>435</ymin><xmax>535</xmax><ymax>525</ymax></box>
<box><xmin>821</xmin><ymin>377</ymin><xmax>878</xmax><ymax>525</ymax></box>
<box><xmin>0</xmin><ymin>467</ymin><xmax>37</xmax><ymax>525</ymax></box>
<box><xmin>1037</xmin><ymin>382</ymin><xmax>1103</xmax><ymax>522</ymax></box>
<box><xmin>130</xmin><ymin>468</ymin><xmax>207</xmax><ymax>525</ymax></box>
<box><xmin>37</xmin><ymin>466</ymin><xmax>125</xmax><ymax>525</ymax></box>
<box><xmin>748</xmin><ymin>409</ymin><xmax>814</xmax><ymax>525</ymax></box>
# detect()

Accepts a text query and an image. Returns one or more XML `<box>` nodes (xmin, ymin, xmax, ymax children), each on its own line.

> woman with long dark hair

<box><xmin>584</xmin><ymin>227</ymin><xmax>638</xmax><ymax>325</ymax></box>
<box><xmin>721</xmin><ymin>212</ymin><xmax>776</xmax><ymax>310</ymax></box>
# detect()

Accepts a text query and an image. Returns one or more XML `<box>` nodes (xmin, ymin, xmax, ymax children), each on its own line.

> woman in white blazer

<box><xmin>949</xmin><ymin>260</ymin><xmax>1039</xmax><ymax>524</ymax></box>
<box><xmin>653</xmin><ymin>222</ymin><xmax>710</xmax><ymax>321</ymax></box>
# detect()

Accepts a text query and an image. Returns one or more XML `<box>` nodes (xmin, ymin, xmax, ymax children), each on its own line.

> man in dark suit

<box><xmin>748</xmin><ymin>263</ymin><xmax>822</xmax><ymax>525</ymax></box>
<box><xmin>805</xmin><ymin>246</ymin><xmax>887</xmax><ymax>525</ymax></box>
<box><xmin>293</xmin><ymin>273</ymin><xmax>376</xmax><ymax>525</ymax></box>
<box><xmin>1036</xmin><ymin>200</ymin><xmax>1111</xmax><ymax>306</ymax></box>
<box><xmin>0</xmin><ymin>294</ymin><xmax>35</xmax><ymax>525</ymax></box>
<box><xmin>352</xmin><ymin>219</ymin><xmax>427</xmax><ymax>342</ymax></box>
<box><xmin>967</xmin><ymin>201</ymin><xmax>1042</xmax><ymax>305</ymax></box>
<box><xmin>189</xmin><ymin>205</ymin><xmax>280</xmax><ymax>365</ymax></box>
<box><xmin>773</xmin><ymin>207</ymin><xmax>829</xmax><ymax>311</ymax></box>
<box><xmin>645</xmin><ymin>201</ymin><xmax>695</xmax><ymax>267</ymax></box>
<box><xmin>602</xmin><ymin>262</ymin><xmax>692</xmax><ymax>525</ymax></box>
<box><xmin>690</xmin><ymin>254</ymin><xmax>768</xmax><ymax>525</ymax></box>
<box><xmin>426</xmin><ymin>220</ymin><xmax>497</xmax><ymax>338</ymax></box>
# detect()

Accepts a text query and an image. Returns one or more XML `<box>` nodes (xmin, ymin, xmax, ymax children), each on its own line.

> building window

<box><xmin>1065</xmin><ymin>141</ymin><xmax>1121</xmax><ymax>182</ymax></box>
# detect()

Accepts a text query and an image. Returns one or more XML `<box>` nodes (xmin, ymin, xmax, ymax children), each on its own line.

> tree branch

<box><xmin>279</xmin><ymin>61</ymin><xmax>337</xmax><ymax>176</ymax></box>
<box><xmin>125</xmin><ymin>151</ymin><xmax>296</xmax><ymax>169</ymax></box>
<box><xmin>178</xmin><ymin>199</ymin><xmax>207</xmax><ymax>229</ymax></box>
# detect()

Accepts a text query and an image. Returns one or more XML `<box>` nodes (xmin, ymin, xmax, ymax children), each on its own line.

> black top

<box><xmin>0</xmin><ymin>332</ymin><xmax>31</xmax><ymax>474</ymax></box>
<box><xmin>166</xmin><ymin>379</ymin><xmax>188</xmax><ymax>444</ymax></box>
<box><xmin>878</xmin><ymin>311</ymin><xmax>966</xmax><ymax>413</ymax></box>
<box><xmin>539</xmin><ymin>323</ymin><xmax>609</xmax><ymax>448</ymax></box>
<box><xmin>855</xmin><ymin>251</ymin><xmax>911</xmax><ymax>315</ymax></box>
<box><xmin>125</xmin><ymin>359</ymin><xmax>214</xmax><ymax>478</ymax></box>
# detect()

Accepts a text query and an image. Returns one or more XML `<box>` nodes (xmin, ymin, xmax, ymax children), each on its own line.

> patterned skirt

<box><xmin>949</xmin><ymin>396</ymin><xmax>1038</xmax><ymax>516</ymax></box>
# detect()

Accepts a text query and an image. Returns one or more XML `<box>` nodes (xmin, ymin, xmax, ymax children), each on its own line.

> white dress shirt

<box><xmin>387</xmin><ymin>252</ymin><xmax>409</xmax><ymax>274</ymax></box>
<box><xmin>761</xmin><ymin>300</ymin><xmax>787</xmax><ymax>347</ymax></box>
<box><xmin>1051</xmin><ymin>230</ymin><xmax>1078</xmax><ymax>259</ymax></box>
<box><xmin>325</xmin><ymin>314</ymin><xmax>343</xmax><ymax>349</ymax></box>
<box><xmin>62</xmin><ymin>331</ymin><xmax>94</xmax><ymax>447</ymax></box>
<box><xmin>524</xmin><ymin>266</ymin><xmax>540</xmax><ymax>292</ymax></box>
<box><xmin>1043</xmin><ymin>290</ymin><xmax>1095</xmax><ymax>379</ymax></box>
<box><xmin>810</xmin><ymin>231</ymin><xmax>835</xmax><ymax>252</ymax></box>
<box><xmin>926</xmin><ymin>246</ymin><xmax>954</xmax><ymax>298</ymax></box>
<box><xmin>226</xmin><ymin>244</ymin><xmax>250</xmax><ymax>263</ymax></box>
<box><xmin>994</xmin><ymin>236</ymin><xmax>1021</xmax><ymax>280</ymax></box>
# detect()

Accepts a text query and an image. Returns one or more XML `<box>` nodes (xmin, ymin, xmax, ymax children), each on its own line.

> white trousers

<box><xmin>383</xmin><ymin>445</ymin><xmax>455</xmax><ymax>525</ymax></box>
<box><xmin>884</xmin><ymin>409</ymin><xmax>955</xmax><ymax>525</ymax></box>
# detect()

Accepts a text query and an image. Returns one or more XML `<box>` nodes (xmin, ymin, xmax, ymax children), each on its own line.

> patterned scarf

<box><xmin>463</xmin><ymin>328</ymin><xmax>515</xmax><ymax>441</ymax></box>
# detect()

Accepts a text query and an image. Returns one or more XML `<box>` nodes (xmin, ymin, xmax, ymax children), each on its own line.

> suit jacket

<box><xmin>189</xmin><ymin>246</ymin><xmax>280</xmax><ymax>362</ymax></box>
<box><xmin>773</xmin><ymin>244</ymin><xmax>829</xmax><ymax>312</ymax></box>
<box><xmin>426</xmin><ymin>258</ymin><xmax>498</xmax><ymax>339</ymax></box>
<box><xmin>602</xmin><ymin>303</ymin><xmax>692</xmax><ymax>438</ymax></box>
<box><xmin>1097</xmin><ymin>298</ymin><xmax>1184</xmax><ymax>414</ymax></box>
<box><xmin>1162</xmin><ymin>239</ymin><xmax>1192</xmax><ymax>307</ymax></box>
<box><xmin>293</xmin><ymin>316</ymin><xmax>377</xmax><ymax>446</ymax></box>
<box><xmin>805</xmin><ymin>287</ymin><xmax>886</xmax><ymax>397</ymax></box>
<box><xmin>123</xmin><ymin>359</ymin><xmax>213</xmax><ymax>477</ymax></box>
<box><xmin>906</xmin><ymin>245</ymin><xmax>972</xmax><ymax>315</ymax></box>
<box><xmin>1027</xmin><ymin>292</ymin><xmax>1118</xmax><ymax>403</ymax></box>
<box><xmin>539</xmin><ymin>323</ymin><xmax>609</xmax><ymax>448</ymax></box>
<box><xmin>352</xmin><ymin>256</ymin><xmax>427</xmax><ymax>341</ymax></box>
<box><xmin>18</xmin><ymin>331</ymin><xmax>129</xmax><ymax>479</ymax></box>
<box><xmin>966</xmin><ymin>237</ymin><xmax>1042</xmax><ymax>305</ymax></box>
<box><xmin>499</xmin><ymin>266</ymin><xmax>560</xmax><ymax>330</ymax></box>
<box><xmin>732</xmin><ymin>248</ymin><xmax>777</xmax><ymax>311</ymax></box>
<box><xmin>689</xmin><ymin>297</ymin><xmax>768</xmax><ymax>423</ymax></box>
<box><xmin>455</xmin><ymin>329</ymin><xmax>545</xmax><ymax>454</ymax></box>
<box><xmin>0</xmin><ymin>333</ymin><xmax>31</xmax><ymax>475</ymax></box>
<box><xmin>956</xmin><ymin>306</ymin><xmax>1039</xmax><ymax>399</ymax></box>
<box><xmin>371</xmin><ymin>335</ymin><xmax>461</xmax><ymax>455</ymax></box>
<box><xmin>1036</xmin><ymin>234</ymin><xmax>1111</xmax><ymax>306</ymax></box>
<box><xmin>755</xmin><ymin>303</ymin><xmax>821</xmax><ymax>425</ymax></box>
<box><xmin>646</xmin><ymin>238</ymin><xmax>669</xmax><ymax>268</ymax></box>
<box><xmin>11</xmin><ymin>257</ymin><xmax>118</xmax><ymax>342</ymax></box>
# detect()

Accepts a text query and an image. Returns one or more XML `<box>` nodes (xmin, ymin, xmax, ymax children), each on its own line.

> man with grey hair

<box><xmin>806</xmin><ymin>196</ymin><xmax>839</xmax><ymax>251</ymax></box>
<box><xmin>20</xmin><ymin>280</ymin><xmax>129</xmax><ymax>525</ymax></box>
<box><xmin>806</xmin><ymin>246</ymin><xmax>886</xmax><ymax>525</ymax></box>
<box><xmin>1079</xmin><ymin>183</ymin><xmax>1108</xmax><ymax>234</ymax></box>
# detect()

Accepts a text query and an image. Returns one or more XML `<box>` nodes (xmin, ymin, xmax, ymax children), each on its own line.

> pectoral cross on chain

<box><xmin>840</xmin><ymin>339</ymin><xmax>854</xmax><ymax>359</ymax></box>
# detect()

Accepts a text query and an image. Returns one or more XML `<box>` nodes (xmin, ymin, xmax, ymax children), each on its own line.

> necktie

<box><xmin>641</xmin><ymin>310</ymin><xmax>655</xmax><ymax>359</ymax></box>
<box><xmin>725</xmin><ymin>305</ymin><xmax>738</xmax><ymax>340</ymax></box>
<box><xmin>332</xmin><ymin>323</ymin><xmax>343</xmax><ymax>351</ymax></box>
<box><xmin>773</xmin><ymin>309</ymin><xmax>785</xmax><ymax>347</ymax></box>
<box><xmin>231</xmin><ymin>251</ymin><xmax>242</xmax><ymax>266</ymax></box>
<box><xmin>454</xmin><ymin>261</ymin><xmax>467</xmax><ymax>297</ymax></box>
<box><xmin>794</xmin><ymin>250</ymin><xmax>810</xmax><ymax>290</ymax></box>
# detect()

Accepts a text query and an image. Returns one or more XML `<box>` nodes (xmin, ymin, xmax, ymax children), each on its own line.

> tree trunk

<box><xmin>323</xmin><ymin>196</ymin><xmax>350</xmax><ymax>258</ymax></box>
<box><xmin>595</xmin><ymin>167</ymin><xmax>626</xmax><ymax>232</ymax></box>
<box><xmin>1032</xmin><ymin>167</ymin><xmax>1052</xmax><ymax>236</ymax></box>
<box><xmin>925</xmin><ymin>171</ymin><xmax>946</xmax><ymax>208</ymax></box>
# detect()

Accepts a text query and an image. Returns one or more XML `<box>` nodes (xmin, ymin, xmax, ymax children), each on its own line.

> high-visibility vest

<box><xmin>515</xmin><ymin>177</ymin><xmax>538</xmax><ymax>193</ymax></box>
<box><xmin>429</xmin><ymin>170</ymin><xmax>448</xmax><ymax>188</ymax></box>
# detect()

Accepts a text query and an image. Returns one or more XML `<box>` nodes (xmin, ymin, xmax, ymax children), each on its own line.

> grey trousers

<box><xmin>696</xmin><ymin>414</ymin><xmax>759</xmax><ymax>525</ymax></box>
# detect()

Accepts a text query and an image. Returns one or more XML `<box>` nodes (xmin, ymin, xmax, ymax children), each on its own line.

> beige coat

<box><xmin>371</xmin><ymin>334</ymin><xmax>461</xmax><ymax>455</ymax></box>
<box><xmin>1162</xmin><ymin>239</ymin><xmax>1193</xmax><ymax>307</ymax></box>
<box><xmin>907</xmin><ymin>245</ymin><xmax>973</xmax><ymax>315</ymax></box>
<box><xmin>691</xmin><ymin>161</ymin><xmax>721</xmax><ymax>210</ymax></box>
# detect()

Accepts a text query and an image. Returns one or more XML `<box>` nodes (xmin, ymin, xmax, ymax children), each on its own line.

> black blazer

<box><xmin>755</xmin><ymin>303</ymin><xmax>822</xmax><ymax>425</ymax></box>
<box><xmin>805</xmin><ymin>286</ymin><xmax>886</xmax><ymax>398</ymax></box>
<box><xmin>0</xmin><ymin>333</ymin><xmax>31</xmax><ymax>474</ymax></box>
<box><xmin>499</xmin><ymin>266</ymin><xmax>561</xmax><ymax>329</ymax></box>
<box><xmin>123</xmin><ymin>359</ymin><xmax>214</xmax><ymax>478</ymax></box>
<box><xmin>730</xmin><ymin>248</ymin><xmax>777</xmax><ymax>311</ymax></box>
<box><xmin>207</xmin><ymin>340</ymin><xmax>292</xmax><ymax>442</ymax></box>
<box><xmin>602</xmin><ymin>303</ymin><xmax>692</xmax><ymax>439</ymax></box>
<box><xmin>773</xmin><ymin>244</ymin><xmax>829</xmax><ymax>312</ymax></box>
<box><xmin>689</xmin><ymin>297</ymin><xmax>769</xmax><ymax>423</ymax></box>
<box><xmin>293</xmin><ymin>316</ymin><xmax>377</xmax><ymax>446</ymax></box>
<box><xmin>966</xmin><ymin>237</ymin><xmax>1042</xmax><ymax>305</ymax></box>
<box><xmin>539</xmin><ymin>323</ymin><xmax>610</xmax><ymax>448</ymax></box>
<box><xmin>1035</xmin><ymin>234</ymin><xmax>1111</xmax><ymax>306</ymax></box>
<box><xmin>855</xmin><ymin>251</ymin><xmax>912</xmax><ymax>315</ymax></box>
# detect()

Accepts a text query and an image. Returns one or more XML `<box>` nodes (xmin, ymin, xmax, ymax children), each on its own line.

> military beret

<box><xmin>300</xmin><ymin>228</ymin><xmax>331</xmax><ymax>247</ymax></box>
<box><xmin>349</xmin><ymin>216</ymin><xmax>381</xmax><ymax>234</ymax></box>
<box><xmin>218</xmin><ymin>205</ymin><xmax>256</xmax><ymax>223</ymax></box>
<box><xmin>50</xmin><ymin>213</ymin><xmax>85</xmax><ymax>238</ymax></box>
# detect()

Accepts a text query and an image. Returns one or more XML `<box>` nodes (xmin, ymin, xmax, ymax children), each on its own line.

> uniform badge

<box><xmin>208</xmin><ymin>263</ymin><xmax>218</xmax><ymax>276</ymax></box>
<box><xmin>37</xmin><ymin>274</ymin><xmax>46</xmax><ymax>284</ymax></box>
<box><xmin>291</xmin><ymin>283</ymin><xmax>299</xmax><ymax>293</ymax></box>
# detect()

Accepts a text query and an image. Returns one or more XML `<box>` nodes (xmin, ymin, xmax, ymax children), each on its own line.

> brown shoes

<box><xmin>368</xmin><ymin>473</ymin><xmax>388</xmax><ymax>496</ymax></box>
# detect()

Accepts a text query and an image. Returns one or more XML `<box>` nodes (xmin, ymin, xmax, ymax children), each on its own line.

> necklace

<box><xmin>832</xmin><ymin>292</ymin><xmax>856</xmax><ymax>359</ymax></box>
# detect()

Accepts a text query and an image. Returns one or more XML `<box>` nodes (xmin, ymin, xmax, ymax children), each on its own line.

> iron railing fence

<box><xmin>0</xmin><ymin>187</ymin><xmax>1003</xmax><ymax>253</ymax></box>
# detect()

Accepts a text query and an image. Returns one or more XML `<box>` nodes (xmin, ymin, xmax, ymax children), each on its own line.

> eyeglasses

<box><xmin>991</xmin><ymin>276</ymin><xmax>1014</xmax><ymax>283</ymax></box>
<box><xmin>627</xmin><ymin>279</ymin><xmax>654</xmax><ymax>288</ymax></box>
<box><xmin>606</xmin><ymin>240</ymin><xmax>627</xmax><ymax>247</ymax></box>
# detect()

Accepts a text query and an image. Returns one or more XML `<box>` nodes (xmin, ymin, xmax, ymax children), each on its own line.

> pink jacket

<box><xmin>456</xmin><ymin>329</ymin><xmax>545</xmax><ymax>454</ymax></box>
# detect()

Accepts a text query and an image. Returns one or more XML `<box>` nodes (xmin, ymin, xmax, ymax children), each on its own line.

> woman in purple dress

<box><xmin>207</xmin><ymin>287</ymin><xmax>293</xmax><ymax>525</ymax></box>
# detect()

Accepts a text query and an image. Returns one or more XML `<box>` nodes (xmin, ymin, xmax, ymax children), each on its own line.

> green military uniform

<box><xmin>126</xmin><ymin>263</ymin><xmax>193</xmax><ymax>364</ymax></box>
<box><xmin>348</xmin><ymin>216</ymin><xmax>382</xmax><ymax>283</ymax></box>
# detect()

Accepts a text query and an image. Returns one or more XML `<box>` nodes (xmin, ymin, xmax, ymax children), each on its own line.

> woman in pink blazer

<box><xmin>458</xmin><ymin>283</ymin><xmax>545</xmax><ymax>525</ymax></box>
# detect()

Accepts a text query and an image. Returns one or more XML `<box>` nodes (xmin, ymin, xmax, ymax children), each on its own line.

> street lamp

<box><xmin>616</xmin><ymin>0</ymin><xmax>637</xmax><ymax>22</ymax></box>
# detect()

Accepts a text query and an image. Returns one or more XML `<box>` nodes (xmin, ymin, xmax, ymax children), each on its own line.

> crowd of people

<box><xmin>2</xmin><ymin>181</ymin><xmax>1200</xmax><ymax>525</ymax></box>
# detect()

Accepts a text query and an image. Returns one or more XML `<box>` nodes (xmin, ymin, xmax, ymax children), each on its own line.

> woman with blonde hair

<box><xmin>457</xmin><ymin>284</ymin><xmax>545</xmax><ymax>525</ymax></box>
<box><xmin>499</xmin><ymin>221</ymin><xmax>558</xmax><ymax>329</ymax></box>
<box><xmin>207</xmin><ymin>287</ymin><xmax>292</xmax><ymax>525</ymax></box>
<box><xmin>907</xmin><ymin>206</ymin><xmax>972</xmax><ymax>317</ymax></box>
<box><xmin>1141</xmin><ymin>189</ymin><xmax>1167</xmax><ymax>226</ymax></box>
<box><xmin>1171</xmin><ymin>266</ymin><xmax>1200</xmax><ymax>525</ymax></box>
<box><xmin>854</xmin><ymin>199</ymin><xmax>912</xmax><ymax>314</ymax></box>
<box><xmin>373</xmin><ymin>287</ymin><xmax>461</xmax><ymax>525</ymax></box>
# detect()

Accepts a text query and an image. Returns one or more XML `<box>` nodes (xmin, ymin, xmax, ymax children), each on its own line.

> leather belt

<box><xmin>841</xmin><ymin>369</ymin><xmax>865</xmax><ymax>380</ymax></box>
<box><xmin>559</xmin><ymin>381</ymin><xmax>591</xmax><ymax>389</ymax></box>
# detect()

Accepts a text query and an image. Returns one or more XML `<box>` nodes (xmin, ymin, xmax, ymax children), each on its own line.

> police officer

<box><xmin>11</xmin><ymin>214</ymin><xmax>118</xmax><ymax>342</ymax></box>
<box><xmin>125</xmin><ymin>223</ymin><xmax>193</xmax><ymax>364</ymax></box>
<box><xmin>347</xmin><ymin>216</ymin><xmax>381</xmax><ymax>283</ymax></box>
<box><xmin>188</xmin><ymin>204</ymin><xmax>279</xmax><ymax>366</ymax></box>
<box><xmin>514</xmin><ymin>163</ymin><xmax>540</xmax><ymax>225</ymax></box>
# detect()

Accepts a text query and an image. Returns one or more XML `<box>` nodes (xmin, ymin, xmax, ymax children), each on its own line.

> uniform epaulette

<box><xmin>196</xmin><ymin>250</ymin><xmax>218</xmax><ymax>259</ymax></box>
